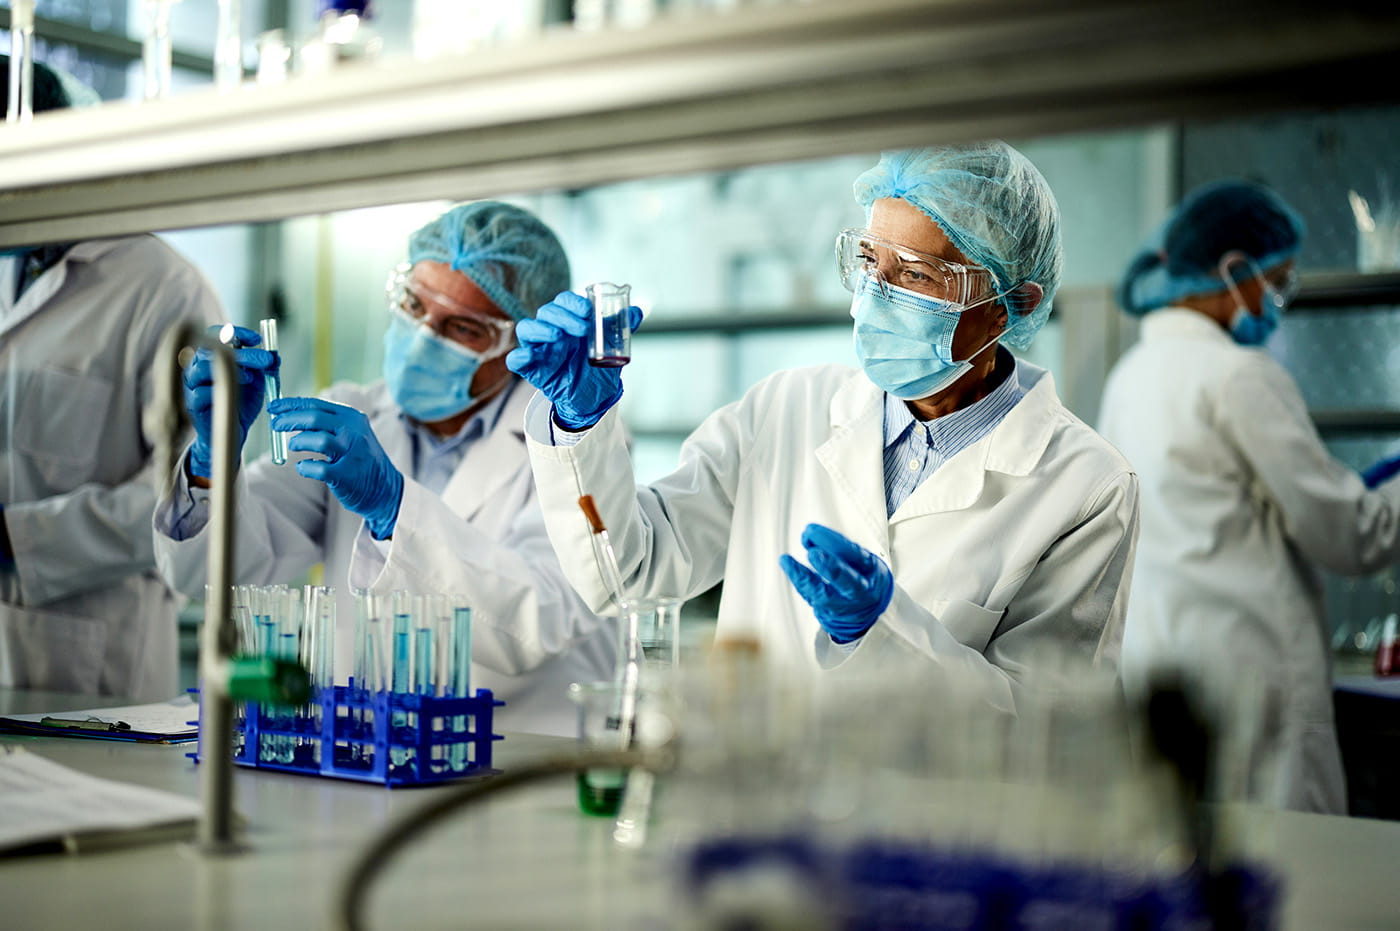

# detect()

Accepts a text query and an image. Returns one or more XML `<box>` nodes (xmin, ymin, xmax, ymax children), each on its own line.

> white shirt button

<box><xmin>907</xmin><ymin>458</ymin><xmax>920</xmax><ymax>471</ymax></box>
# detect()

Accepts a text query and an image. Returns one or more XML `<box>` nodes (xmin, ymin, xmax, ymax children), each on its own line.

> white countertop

<box><xmin>3</xmin><ymin>688</ymin><xmax>1400</xmax><ymax>930</ymax></box>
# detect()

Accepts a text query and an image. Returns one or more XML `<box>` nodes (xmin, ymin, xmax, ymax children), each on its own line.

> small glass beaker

<box><xmin>569</xmin><ymin>681</ymin><xmax>634</xmax><ymax>816</ymax></box>
<box><xmin>632</xmin><ymin>597</ymin><xmax>682</xmax><ymax>675</ymax></box>
<box><xmin>586</xmin><ymin>282</ymin><xmax>632</xmax><ymax>367</ymax></box>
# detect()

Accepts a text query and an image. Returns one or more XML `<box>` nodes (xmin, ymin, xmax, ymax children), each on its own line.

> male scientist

<box><xmin>1</xmin><ymin>56</ymin><xmax>222</xmax><ymax>700</ymax></box>
<box><xmin>511</xmin><ymin>143</ymin><xmax>1139</xmax><ymax>709</ymax></box>
<box><xmin>154</xmin><ymin>202</ymin><xmax>615</xmax><ymax>735</ymax></box>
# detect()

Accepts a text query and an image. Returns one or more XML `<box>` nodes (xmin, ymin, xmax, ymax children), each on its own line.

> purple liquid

<box><xmin>588</xmin><ymin>355</ymin><xmax>630</xmax><ymax>368</ymax></box>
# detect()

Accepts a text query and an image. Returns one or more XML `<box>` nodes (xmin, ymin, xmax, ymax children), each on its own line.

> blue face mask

<box><xmin>851</xmin><ymin>276</ymin><xmax>999</xmax><ymax>400</ymax></box>
<box><xmin>1225</xmin><ymin>262</ymin><xmax>1288</xmax><ymax>347</ymax></box>
<box><xmin>383</xmin><ymin>312</ymin><xmax>502</xmax><ymax>422</ymax></box>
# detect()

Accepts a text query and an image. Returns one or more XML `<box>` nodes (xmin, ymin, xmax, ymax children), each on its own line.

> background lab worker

<box><xmin>1098</xmin><ymin>180</ymin><xmax>1400</xmax><ymax>813</ymax></box>
<box><xmin>512</xmin><ymin>143</ymin><xmax>1139</xmax><ymax>709</ymax></box>
<box><xmin>1</xmin><ymin>56</ymin><xmax>221</xmax><ymax>701</ymax></box>
<box><xmin>154</xmin><ymin>202</ymin><xmax>615</xmax><ymax>736</ymax></box>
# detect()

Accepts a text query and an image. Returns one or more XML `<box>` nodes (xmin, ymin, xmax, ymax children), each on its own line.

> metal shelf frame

<box><xmin>2</xmin><ymin>0</ymin><xmax>1399</xmax><ymax>246</ymax></box>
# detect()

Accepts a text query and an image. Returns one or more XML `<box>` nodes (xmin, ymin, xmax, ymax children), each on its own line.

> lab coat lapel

<box><xmin>888</xmin><ymin>364</ymin><xmax>1058</xmax><ymax>523</ymax></box>
<box><xmin>0</xmin><ymin>241</ymin><xmax>128</xmax><ymax>341</ymax></box>
<box><xmin>440</xmin><ymin>385</ymin><xmax>530</xmax><ymax>522</ymax></box>
<box><xmin>815</xmin><ymin>372</ymin><xmax>891</xmax><ymax>548</ymax></box>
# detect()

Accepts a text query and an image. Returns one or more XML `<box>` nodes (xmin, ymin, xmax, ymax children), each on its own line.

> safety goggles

<box><xmin>1218</xmin><ymin>253</ymin><xmax>1301</xmax><ymax>307</ymax></box>
<box><xmin>385</xmin><ymin>263</ymin><xmax>516</xmax><ymax>357</ymax></box>
<box><xmin>835</xmin><ymin>229</ymin><xmax>1001</xmax><ymax>309</ymax></box>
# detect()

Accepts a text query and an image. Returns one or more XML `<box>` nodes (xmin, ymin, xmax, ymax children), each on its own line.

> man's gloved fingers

<box><xmin>801</xmin><ymin>523</ymin><xmax>864</xmax><ymax>560</ymax></box>
<box><xmin>269</xmin><ymin>408</ymin><xmax>337</xmax><ymax>434</ymax></box>
<box><xmin>283</xmin><ymin>429</ymin><xmax>342</xmax><ymax>460</ymax></box>
<box><xmin>808</xmin><ymin>547</ymin><xmax>867</xmax><ymax>599</ymax></box>
<box><xmin>267</xmin><ymin>396</ymin><xmax>352</xmax><ymax>421</ymax></box>
<box><xmin>627</xmin><ymin>306</ymin><xmax>645</xmax><ymax>332</ymax></box>
<box><xmin>534</xmin><ymin>299</ymin><xmax>590</xmax><ymax>338</ymax></box>
<box><xmin>512</xmin><ymin>317</ymin><xmax>566</xmax><ymax>346</ymax></box>
<box><xmin>504</xmin><ymin>346</ymin><xmax>536</xmax><ymax>376</ymax></box>
<box><xmin>233</xmin><ymin>347</ymin><xmax>278</xmax><ymax>373</ymax></box>
<box><xmin>184</xmin><ymin>391</ymin><xmax>214</xmax><ymax>420</ymax></box>
<box><xmin>294</xmin><ymin>458</ymin><xmax>334</xmax><ymax>483</ymax></box>
<box><xmin>780</xmin><ymin>554</ymin><xmax>829</xmax><ymax>606</ymax></box>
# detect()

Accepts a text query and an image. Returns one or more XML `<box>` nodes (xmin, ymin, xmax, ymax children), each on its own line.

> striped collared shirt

<box><xmin>881</xmin><ymin>356</ymin><xmax>1025</xmax><ymax>516</ymax></box>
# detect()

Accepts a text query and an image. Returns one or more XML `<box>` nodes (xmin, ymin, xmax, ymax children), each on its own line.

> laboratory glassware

<box><xmin>259</xmin><ymin>318</ymin><xmax>286</xmax><ymax>465</ymax></box>
<box><xmin>586</xmin><ymin>282</ymin><xmax>633</xmax><ymax>367</ymax></box>
<box><xmin>634</xmin><ymin>597</ymin><xmax>682</xmax><ymax>675</ymax></box>
<box><xmin>142</xmin><ymin>0</ymin><xmax>182</xmax><ymax>101</ymax></box>
<box><xmin>215</xmin><ymin>0</ymin><xmax>243</xmax><ymax>92</ymax></box>
<box><xmin>569</xmin><ymin>680</ymin><xmax>634</xmax><ymax>816</ymax></box>
<box><xmin>255</xmin><ymin>29</ymin><xmax>292</xmax><ymax>85</ymax></box>
<box><xmin>299</xmin><ymin>0</ymin><xmax>384</xmax><ymax>76</ymax></box>
<box><xmin>6</xmin><ymin>0</ymin><xmax>35</xmax><ymax>124</ymax></box>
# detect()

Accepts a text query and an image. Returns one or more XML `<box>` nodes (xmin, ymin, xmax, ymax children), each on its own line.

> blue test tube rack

<box><xmin>192</xmin><ymin>683</ymin><xmax>503</xmax><ymax>787</ymax></box>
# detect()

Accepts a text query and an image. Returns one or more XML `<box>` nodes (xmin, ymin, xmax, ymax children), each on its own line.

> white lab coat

<box><xmin>1098</xmin><ymin>308</ymin><xmax>1400</xmax><ymax>813</ymax></box>
<box><xmin>526</xmin><ymin>362</ymin><xmax>1138</xmax><ymax>711</ymax></box>
<box><xmin>0</xmin><ymin>236</ymin><xmax>221</xmax><ymax>701</ymax></box>
<box><xmin>153</xmin><ymin>378</ymin><xmax>615</xmax><ymax>736</ymax></box>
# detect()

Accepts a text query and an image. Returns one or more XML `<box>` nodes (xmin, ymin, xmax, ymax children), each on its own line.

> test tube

<box><xmin>449</xmin><ymin>601</ymin><xmax>473</xmax><ymax>773</ymax></box>
<box><xmin>259</xmin><ymin>318</ymin><xmax>286</xmax><ymax>465</ymax></box>
<box><xmin>214</xmin><ymin>0</ymin><xmax>244</xmax><ymax>92</ymax></box>
<box><xmin>390</xmin><ymin>591</ymin><xmax>414</xmax><ymax>767</ymax></box>
<box><xmin>586</xmin><ymin>282</ymin><xmax>632</xmax><ymax>367</ymax></box>
<box><xmin>6</xmin><ymin>0</ymin><xmax>35</xmax><ymax>124</ymax></box>
<box><xmin>142</xmin><ymin>0</ymin><xmax>181</xmax><ymax>100</ymax></box>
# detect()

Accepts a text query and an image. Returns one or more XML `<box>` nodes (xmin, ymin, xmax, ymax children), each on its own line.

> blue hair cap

<box><xmin>408</xmin><ymin>201</ymin><xmax>571</xmax><ymax>322</ymax></box>
<box><xmin>852</xmin><ymin>142</ymin><xmax>1062</xmax><ymax>352</ymax></box>
<box><xmin>1118</xmin><ymin>179</ymin><xmax>1304</xmax><ymax>316</ymax></box>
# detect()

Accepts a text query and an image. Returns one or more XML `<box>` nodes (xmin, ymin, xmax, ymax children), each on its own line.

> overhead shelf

<box><xmin>1293</xmin><ymin>271</ymin><xmax>1400</xmax><ymax>310</ymax></box>
<box><xmin>1</xmin><ymin>0</ymin><xmax>1399</xmax><ymax>245</ymax></box>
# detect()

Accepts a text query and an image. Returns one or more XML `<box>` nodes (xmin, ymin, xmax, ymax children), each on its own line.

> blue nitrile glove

<box><xmin>1362</xmin><ymin>454</ymin><xmax>1400</xmax><ymax>489</ymax></box>
<box><xmin>779</xmin><ymin>523</ymin><xmax>894</xmax><ymax>644</ymax></box>
<box><xmin>505</xmin><ymin>290</ymin><xmax>645</xmax><ymax>430</ymax></box>
<box><xmin>184</xmin><ymin>324</ymin><xmax>279</xmax><ymax>479</ymax></box>
<box><xmin>268</xmin><ymin>397</ymin><xmax>404</xmax><ymax>540</ymax></box>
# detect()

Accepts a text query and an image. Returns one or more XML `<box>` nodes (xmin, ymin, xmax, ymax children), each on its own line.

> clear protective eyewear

<box><xmin>835</xmin><ymin>228</ymin><xmax>1001</xmax><ymax>309</ymax></box>
<box><xmin>385</xmin><ymin>263</ymin><xmax>516</xmax><ymax>357</ymax></box>
<box><xmin>1219</xmin><ymin>253</ymin><xmax>1301</xmax><ymax>308</ymax></box>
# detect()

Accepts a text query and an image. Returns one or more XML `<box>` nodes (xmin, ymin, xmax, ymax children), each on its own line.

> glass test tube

<box><xmin>450</xmin><ymin>603</ymin><xmax>473</xmax><ymax>773</ymax></box>
<box><xmin>214</xmin><ymin>0</ymin><xmax>244</xmax><ymax>92</ymax></box>
<box><xmin>6</xmin><ymin>0</ymin><xmax>35</xmax><ymax>124</ymax></box>
<box><xmin>390</xmin><ymin>591</ymin><xmax>414</xmax><ymax>767</ymax></box>
<box><xmin>259</xmin><ymin>318</ymin><xmax>286</xmax><ymax>465</ymax></box>
<box><xmin>586</xmin><ymin>282</ymin><xmax>632</xmax><ymax>367</ymax></box>
<box><xmin>142</xmin><ymin>0</ymin><xmax>180</xmax><ymax>101</ymax></box>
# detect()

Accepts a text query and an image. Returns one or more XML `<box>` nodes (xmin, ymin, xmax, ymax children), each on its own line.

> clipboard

<box><xmin>0</xmin><ymin>697</ymin><xmax>199</xmax><ymax>744</ymax></box>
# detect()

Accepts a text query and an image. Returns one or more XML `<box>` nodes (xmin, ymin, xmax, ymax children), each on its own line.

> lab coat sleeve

<box><xmin>346</xmin><ymin>477</ymin><xmax>607</xmax><ymax>676</ymax></box>
<box><xmin>152</xmin><ymin>445</ymin><xmax>330</xmax><ymax>597</ymax></box>
<box><xmin>524</xmin><ymin>390</ymin><xmax>745</xmax><ymax>614</ymax></box>
<box><xmin>822</xmin><ymin>470</ymin><xmax>1139</xmax><ymax>714</ymax></box>
<box><xmin>1218</xmin><ymin>357</ymin><xmax>1400</xmax><ymax>575</ymax></box>
<box><xmin>3</xmin><ymin>260</ymin><xmax>222</xmax><ymax>607</ymax></box>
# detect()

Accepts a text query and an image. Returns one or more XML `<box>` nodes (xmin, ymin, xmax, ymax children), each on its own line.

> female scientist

<box><xmin>510</xmin><ymin>143</ymin><xmax>1140</xmax><ymax>710</ymax></box>
<box><xmin>1098</xmin><ymin>180</ymin><xmax>1400</xmax><ymax>813</ymax></box>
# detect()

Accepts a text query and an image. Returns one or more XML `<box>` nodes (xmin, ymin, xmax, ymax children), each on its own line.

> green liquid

<box><xmin>576</xmin><ymin>772</ymin><xmax>626</xmax><ymax>816</ymax></box>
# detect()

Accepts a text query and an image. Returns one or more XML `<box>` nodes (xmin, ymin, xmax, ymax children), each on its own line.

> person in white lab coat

<box><xmin>1098</xmin><ymin>179</ymin><xmax>1400</xmax><ymax>813</ymax></box>
<box><xmin>0</xmin><ymin>58</ymin><xmax>221</xmax><ymax>701</ymax></box>
<box><xmin>509</xmin><ymin>143</ymin><xmax>1139</xmax><ymax>710</ymax></box>
<box><xmin>153</xmin><ymin>202</ymin><xmax>615</xmax><ymax>736</ymax></box>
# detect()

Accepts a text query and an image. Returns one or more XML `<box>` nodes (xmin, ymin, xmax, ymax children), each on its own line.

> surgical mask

<box><xmin>382</xmin><ymin>309</ymin><xmax>505</xmax><ymax>422</ymax></box>
<box><xmin>1221</xmin><ymin>254</ymin><xmax>1290</xmax><ymax>347</ymax></box>
<box><xmin>851</xmin><ymin>275</ymin><xmax>1000</xmax><ymax>400</ymax></box>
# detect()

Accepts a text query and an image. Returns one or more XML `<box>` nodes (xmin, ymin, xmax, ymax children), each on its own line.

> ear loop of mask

<box><xmin>1218</xmin><ymin>250</ymin><xmax>1261</xmax><ymax>315</ymax></box>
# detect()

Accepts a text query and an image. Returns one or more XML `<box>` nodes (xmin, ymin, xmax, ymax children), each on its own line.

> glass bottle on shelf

<box><xmin>299</xmin><ymin>0</ymin><xmax>384</xmax><ymax>77</ymax></box>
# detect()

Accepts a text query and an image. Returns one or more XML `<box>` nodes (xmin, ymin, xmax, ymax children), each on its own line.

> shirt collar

<box><xmin>882</xmin><ymin>352</ymin><xmax>1023</xmax><ymax>450</ymax></box>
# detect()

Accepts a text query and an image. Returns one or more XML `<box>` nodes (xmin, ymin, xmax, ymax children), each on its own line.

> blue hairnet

<box><xmin>1117</xmin><ymin>180</ymin><xmax>1304</xmax><ymax>316</ymax></box>
<box><xmin>407</xmin><ymin>201</ymin><xmax>570</xmax><ymax>322</ymax></box>
<box><xmin>853</xmin><ymin>142</ymin><xmax>1062</xmax><ymax>352</ymax></box>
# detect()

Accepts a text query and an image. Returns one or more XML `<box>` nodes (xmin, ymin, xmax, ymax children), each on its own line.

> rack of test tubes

<box><xmin>195</xmin><ymin>585</ymin><xmax>502</xmax><ymax>787</ymax></box>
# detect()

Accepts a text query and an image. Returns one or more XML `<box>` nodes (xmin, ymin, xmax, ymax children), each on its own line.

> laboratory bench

<box><xmin>5</xmin><ymin>688</ymin><xmax>1400</xmax><ymax>931</ymax></box>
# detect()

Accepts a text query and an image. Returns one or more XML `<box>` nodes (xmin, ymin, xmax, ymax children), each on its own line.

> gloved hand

<box><xmin>184</xmin><ymin>324</ymin><xmax>278</xmax><ymax>479</ymax></box>
<box><xmin>779</xmin><ymin>523</ymin><xmax>894</xmax><ymax>643</ymax></box>
<box><xmin>1363</xmin><ymin>454</ymin><xmax>1400</xmax><ymax>489</ymax></box>
<box><xmin>506</xmin><ymin>290</ymin><xmax>644</xmax><ymax>430</ymax></box>
<box><xmin>268</xmin><ymin>397</ymin><xmax>405</xmax><ymax>540</ymax></box>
